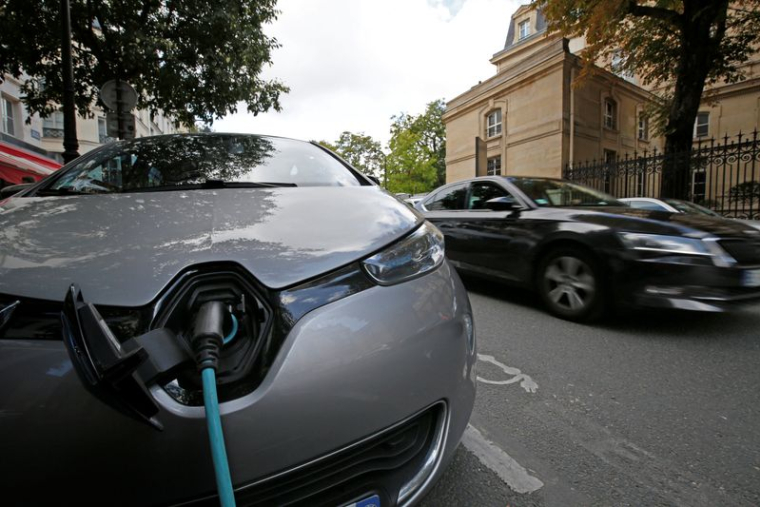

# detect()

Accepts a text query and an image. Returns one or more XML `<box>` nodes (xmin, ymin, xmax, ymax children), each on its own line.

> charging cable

<box><xmin>192</xmin><ymin>301</ymin><xmax>237</xmax><ymax>507</ymax></box>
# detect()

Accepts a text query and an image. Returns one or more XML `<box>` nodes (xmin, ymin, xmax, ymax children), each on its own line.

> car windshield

<box><xmin>508</xmin><ymin>177</ymin><xmax>624</xmax><ymax>207</ymax></box>
<box><xmin>45</xmin><ymin>134</ymin><xmax>362</xmax><ymax>194</ymax></box>
<box><xmin>662</xmin><ymin>199</ymin><xmax>721</xmax><ymax>217</ymax></box>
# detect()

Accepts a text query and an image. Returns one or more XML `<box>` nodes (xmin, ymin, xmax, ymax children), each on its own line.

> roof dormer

<box><xmin>503</xmin><ymin>4</ymin><xmax>547</xmax><ymax>50</ymax></box>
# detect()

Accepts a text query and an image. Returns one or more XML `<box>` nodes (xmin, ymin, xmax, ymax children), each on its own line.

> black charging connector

<box><xmin>191</xmin><ymin>301</ymin><xmax>226</xmax><ymax>371</ymax></box>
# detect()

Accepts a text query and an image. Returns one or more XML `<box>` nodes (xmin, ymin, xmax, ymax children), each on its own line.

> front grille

<box><xmin>719</xmin><ymin>239</ymin><xmax>760</xmax><ymax>265</ymax></box>
<box><xmin>184</xmin><ymin>404</ymin><xmax>444</xmax><ymax>507</ymax></box>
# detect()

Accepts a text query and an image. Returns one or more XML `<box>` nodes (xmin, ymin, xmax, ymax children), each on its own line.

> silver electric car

<box><xmin>0</xmin><ymin>134</ymin><xmax>476</xmax><ymax>506</ymax></box>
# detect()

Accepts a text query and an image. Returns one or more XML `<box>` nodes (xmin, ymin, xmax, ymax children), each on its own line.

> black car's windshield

<box><xmin>44</xmin><ymin>134</ymin><xmax>362</xmax><ymax>194</ymax></box>
<box><xmin>508</xmin><ymin>177</ymin><xmax>624</xmax><ymax>207</ymax></box>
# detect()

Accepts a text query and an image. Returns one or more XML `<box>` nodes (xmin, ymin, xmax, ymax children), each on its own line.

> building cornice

<box><xmin>444</xmin><ymin>38</ymin><xmax>568</xmax><ymax>121</ymax></box>
<box><xmin>490</xmin><ymin>32</ymin><xmax>560</xmax><ymax>66</ymax></box>
<box><xmin>565</xmin><ymin>53</ymin><xmax>660</xmax><ymax>103</ymax></box>
<box><xmin>702</xmin><ymin>76</ymin><xmax>760</xmax><ymax>101</ymax></box>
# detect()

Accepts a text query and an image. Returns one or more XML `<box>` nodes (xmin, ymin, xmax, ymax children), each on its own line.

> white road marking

<box><xmin>477</xmin><ymin>353</ymin><xmax>539</xmax><ymax>393</ymax></box>
<box><xmin>462</xmin><ymin>425</ymin><xmax>544</xmax><ymax>494</ymax></box>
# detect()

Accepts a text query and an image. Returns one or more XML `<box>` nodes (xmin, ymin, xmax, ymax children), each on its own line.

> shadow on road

<box><xmin>460</xmin><ymin>276</ymin><xmax>542</xmax><ymax>310</ymax></box>
<box><xmin>597</xmin><ymin>305</ymin><xmax>759</xmax><ymax>339</ymax></box>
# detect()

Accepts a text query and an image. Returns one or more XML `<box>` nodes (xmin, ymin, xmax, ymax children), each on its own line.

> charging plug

<box><xmin>191</xmin><ymin>301</ymin><xmax>226</xmax><ymax>371</ymax></box>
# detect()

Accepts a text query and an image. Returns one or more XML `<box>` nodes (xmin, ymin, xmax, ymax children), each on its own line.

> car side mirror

<box><xmin>0</xmin><ymin>183</ymin><xmax>32</xmax><ymax>199</ymax></box>
<box><xmin>485</xmin><ymin>196</ymin><xmax>519</xmax><ymax>211</ymax></box>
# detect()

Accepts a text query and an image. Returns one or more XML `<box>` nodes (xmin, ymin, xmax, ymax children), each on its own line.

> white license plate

<box><xmin>345</xmin><ymin>495</ymin><xmax>380</xmax><ymax>507</ymax></box>
<box><xmin>742</xmin><ymin>269</ymin><xmax>760</xmax><ymax>287</ymax></box>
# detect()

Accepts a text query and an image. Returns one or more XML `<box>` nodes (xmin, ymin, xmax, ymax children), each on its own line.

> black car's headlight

<box><xmin>618</xmin><ymin>232</ymin><xmax>735</xmax><ymax>267</ymax></box>
<box><xmin>362</xmin><ymin>222</ymin><xmax>445</xmax><ymax>285</ymax></box>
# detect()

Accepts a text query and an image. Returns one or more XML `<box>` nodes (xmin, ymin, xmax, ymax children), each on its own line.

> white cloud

<box><xmin>215</xmin><ymin>0</ymin><xmax>522</xmax><ymax>146</ymax></box>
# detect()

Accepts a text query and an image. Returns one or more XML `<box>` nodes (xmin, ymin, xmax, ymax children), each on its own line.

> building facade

<box><xmin>444</xmin><ymin>4</ymin><xmax>760</xmax><ymax>185</ymax></box>
<box><xmin>0</xmin><ymin>73</ymin><xmax>182</xmax><ymax>165</ymax></box>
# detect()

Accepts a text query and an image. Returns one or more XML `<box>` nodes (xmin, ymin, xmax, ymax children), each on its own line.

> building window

<box><xmin>691</xmin><ymin>170</ymin><xmax>706</xmax><ymax>202</ymax></box>
<box><xmin>43</xmin><ymin>111</ymin><xmax>65</xmax><ymax>138</ymax></box>
<box><xmin>487</xmin><ymin>156</ymin><xmax>502</xmax><ymax>176</ymax></box>
<box><xmin>603</xmin><ymin>99</ymin><xmax>617</xmax><ymax>130</ymax></box>
<box><xmin>694</xmin><ymin>111</ymin><xmax>709</xmax><ymax>138</ymax></box>
<box><xmin>638</xmin><ymin>115</ymin><xmax>649</xmax><ymax>141</ymax></box>
<box><xmin>486</xmin><ymin>109</ymin><xmax>502</xmax><ymax>138</ymax></box>
<box><xmin>1</xmin><ymin>97</ymin><xmax>16</xmax><ymax>137</ymax></box>
<box><xmin>518</xmin><ymin>20</ymin><xmax>530</xmax><ymax>40</ymax></box>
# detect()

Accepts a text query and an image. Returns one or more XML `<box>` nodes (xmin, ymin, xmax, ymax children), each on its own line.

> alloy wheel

<box><xmin>543</xmin><ymin>256</ymin><xmax>596</xmax><ymax>313</ymax></box>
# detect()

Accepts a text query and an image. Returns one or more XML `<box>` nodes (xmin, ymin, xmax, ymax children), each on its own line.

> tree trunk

<box><xmin>660</xmin><ymin>0</ymin><xmax>728</xmax><ymax>199</ymax></box>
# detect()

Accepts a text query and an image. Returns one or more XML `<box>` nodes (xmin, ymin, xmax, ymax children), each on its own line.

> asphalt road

<box><xmin>420</xmin><ymin>277</ymin><xmax>760</xmax><ymax>507</ymax></box>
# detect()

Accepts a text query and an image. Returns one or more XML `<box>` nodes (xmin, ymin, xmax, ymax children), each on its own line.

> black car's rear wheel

<box><xmin>537</xmin><ymin>247</ymin><xmax>605</xmax><ymax>322</ymax></box>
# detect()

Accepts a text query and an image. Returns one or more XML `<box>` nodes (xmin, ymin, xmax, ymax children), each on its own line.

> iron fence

<box><xmin>564</xmin><ymin>130</ymin><xmax>760</xmax><ymax>219</ymax></box>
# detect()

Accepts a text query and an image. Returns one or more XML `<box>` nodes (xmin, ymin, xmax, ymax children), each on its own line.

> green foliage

<box><xmin>385</xmin><ymin>99</ymin><xmax>446</xmax><ymax>193</ymax></box>
<box><xmin>0</xmin><ymin>0</ymin><xmax>289</xmax><ymax>125</ymax></box>
<box><xmin>385</xmin><ymin>127</ymin><xmax>437</xmax><ymax>194</ymax></box>
<box><xmin>728</xmin><ymin>181</ymin><xmax>760</xmax><ymax>203</ymax></box>
<box><xmin>316</xmin><ymin>99</ymin><xmax>447</xmax><ymax>193</ymax></box>
<box><xmin>317</xmin><ymin>132</ymin><xmax>384</xmax><ymax>177</ymax></box>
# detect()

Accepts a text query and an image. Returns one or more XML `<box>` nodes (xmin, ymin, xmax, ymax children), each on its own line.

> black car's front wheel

<box><xmin>537</xmin><ymin>247</ymin><xmax>606</xmax><ymax>322</ymax></box>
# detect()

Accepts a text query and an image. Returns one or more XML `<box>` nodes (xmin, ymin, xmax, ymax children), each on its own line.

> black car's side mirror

<box><xmin>485</xmin><ymin>196</ymin><xmax>520</xmax><ymax>211</ymax></box>
<box><xmin>0</xmin><ymin>183</ymin><xmax>32</xmax><ymax>199</ymax></box>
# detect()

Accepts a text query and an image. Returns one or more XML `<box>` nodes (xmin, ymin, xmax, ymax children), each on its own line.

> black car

<box><xmin>417</xmin><ymin>176</ymin><xmax>760</xmax><ymax>321</ymax></box>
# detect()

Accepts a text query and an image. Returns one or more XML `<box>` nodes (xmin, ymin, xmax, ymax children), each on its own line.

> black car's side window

<box><xmin>426</xmin><ymin>183</ymin><xmax>468</xmax><ymax>211</ymax></box>
<box><xmin>468</xmin><ymin>182</ymin><xmax>512</xmax><ymax>210</ymax></box>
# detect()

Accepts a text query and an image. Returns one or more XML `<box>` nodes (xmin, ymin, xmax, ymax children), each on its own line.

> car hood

<box><xmin>554</xmin><ymin>206</ymin><xmax>760</xmax><ymax>238</ymax></box>
<box><xmin>0</xmin><ymin>187</ymin><xmax>420</xmax><ymax>306</ymax></box>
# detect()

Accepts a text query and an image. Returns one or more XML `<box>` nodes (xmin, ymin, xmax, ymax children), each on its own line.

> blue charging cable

<box><xmin>201</xmin><ymin>367</ymin><xmax>236</xmax><ymax>507</ymax></box>
<box><xmin>223</xmin><ymin>314</ymin><xmax>238</xmax><ymax>345</ymax></box>
<box><xmin>194</xmin><ymin>305</ymin><xmax>239</xmax><ymax>507</ymax></box>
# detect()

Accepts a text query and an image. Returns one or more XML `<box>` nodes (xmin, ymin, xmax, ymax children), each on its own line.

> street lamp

<box><xmin>60</xmin><ymin>0</ymin><xmax>80</xmax><ymax>163</ymax></box>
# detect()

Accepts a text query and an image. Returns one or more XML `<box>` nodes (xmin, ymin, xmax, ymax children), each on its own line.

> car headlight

<box><xmin>363</xmin><ymin>222</ymin><xmax>445</xmax><ymax>285</ymax></box>
<box><xmin>618</xmin><ymin>232</ymin><xmax>712</xmax><ymax>256</ymax></box>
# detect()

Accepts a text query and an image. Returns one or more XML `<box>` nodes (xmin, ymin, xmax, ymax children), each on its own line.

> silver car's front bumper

<box><xmin>0</xmin><ymin>260</ymin><xmax>476</xmax><ymax>506</ymax></box>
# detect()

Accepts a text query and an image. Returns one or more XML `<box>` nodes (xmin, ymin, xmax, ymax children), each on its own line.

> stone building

<box><xmin>0</xmin><ymin>73</ymin><xmax>182</xmax><ymax>170</ymax></box>
<box><xmin>444</xmin><ymin>4</ymin><xmax>760</xmax><ymax>184</ymax></box>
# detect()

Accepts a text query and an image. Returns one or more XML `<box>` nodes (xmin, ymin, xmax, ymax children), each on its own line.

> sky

<box><xmin>215</xmin><ymin>0</ymin><xmax>523</xmax><ymax>145</ymax></box>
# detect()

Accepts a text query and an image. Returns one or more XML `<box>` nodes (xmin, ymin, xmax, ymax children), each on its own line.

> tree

<box><xmin>728</xmin><ymin>181</ymin><xmax>760</xmax><ymax>204</ymax></box>
<box><xmin>317</xmin><ymin>132</ymin><xmax>385</xmax><ymax>178</ymax></box>
<box><xmin>408</xmin><ymin>100</ymin><xmax>446</xmax><ymax>187</ymax></box>
<box><xmin>386</xmin><ymin>99</ymin><xmax>447</xmax><ymax>192</ymax></box>
<box><xmin>317</xmin><ymin>99</ymin><xmax>446</xmax><ymax>192</ymax></box>
<box><xmin>386</xmin><ymin>116</ymin><xmax>438</xmax><ymax>194</ymax></box>
<box><xmin>540</xmin><ymin>0</ymin><xmax>760</xmax><ymax>197</ymax></box>
<box><xmin>0</xmin><ymin>0</ymin><xmax>289</xmax><ymax>126</ymax></box>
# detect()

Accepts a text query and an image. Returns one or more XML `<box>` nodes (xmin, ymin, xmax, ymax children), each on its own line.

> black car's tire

<box><xmin>536</xmin><ymin>247</ymin><xmax>607</xmax><ymax>322</ymax></box>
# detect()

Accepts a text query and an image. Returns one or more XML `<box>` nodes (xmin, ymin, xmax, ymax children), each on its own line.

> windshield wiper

<box><xmin>128</xmin><ymin>181</ymin><xmax>298</xmax><ymax>193</ymax></box>
<box><xmin>200</xmin><ymin>180</ymin><xmax>297</xmax><ymax>188</ymax></box>
<box><xmin>35</xmin><ymin>188</ymin><xmax>89</xmax><ymax>196</ymax></box>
